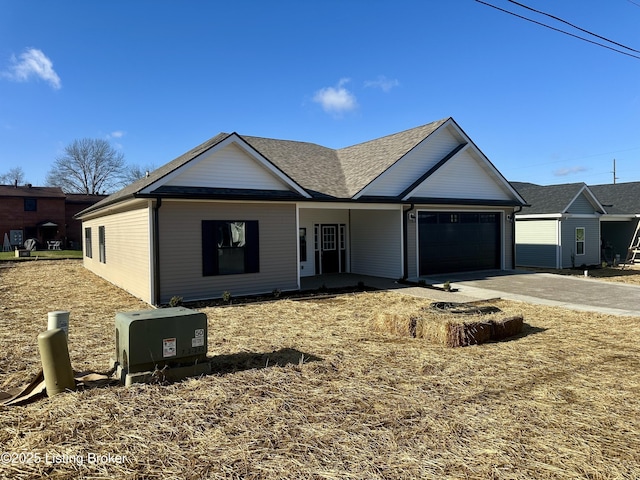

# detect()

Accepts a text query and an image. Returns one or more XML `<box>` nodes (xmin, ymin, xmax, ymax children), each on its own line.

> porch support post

<box><xmin>402</xmin><ymin>203</ymin><xmax>415</xmax><ymax>280</ymax></box>
<box><xmin>295</xmin><ymin>203</ymin><xmax>301</xmax><ymax>291</ymax></box>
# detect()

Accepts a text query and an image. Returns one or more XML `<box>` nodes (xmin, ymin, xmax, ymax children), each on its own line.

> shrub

<box><xmin>169</xmin><ymin>295</ymin><xmax>183</xmax><ymax>307</ymax></box>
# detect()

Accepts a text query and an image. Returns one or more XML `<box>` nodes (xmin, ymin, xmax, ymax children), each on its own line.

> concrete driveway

<box><xmin>421</xmin><ymin>270</ymin><xmax>640</xmax><ymax>317</ymax></box>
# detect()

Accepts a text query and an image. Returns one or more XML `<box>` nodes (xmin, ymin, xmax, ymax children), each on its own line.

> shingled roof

<box><xmin>241</xmin><ymin>136</ymin><xmax>345</xmax><ymax>198</ymax></box>
<box><xmin>79</xmin><ymin>118</ymin><xmax>467</xmax><ymax>215</ymax></box>
<box><xmin>337</xmin><ymin>119</ymin><xmax>448</xmax><ymax>196</ymax></box>
<box><xmin>243</xmin><ymin>118</ymin><xmax>449</xmax><ymax>198</ymax></box>
<box><xmin>510</xmin><ymin>182</ymin><xmax>593</xmax><ymax>214</ymax></box>
<box><xmin>0</xmin><ymin>185</ymin><xmax>65</xmax><ymax>198</ymax></box>
<box><xmin>590</xmin><ymin>182</ymin><xmax>640</xmax><ymax>215</ymax></box>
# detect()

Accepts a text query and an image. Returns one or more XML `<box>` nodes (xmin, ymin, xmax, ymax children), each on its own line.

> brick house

<box><xmin>0</xmin><ymin>184</ymin><xmax>105</xmax><ymax>250</ymax></box>
<box><xmin>64</xmin><ymin>194</ymin><xmax>108</xmax><ymax>249</ymax></box>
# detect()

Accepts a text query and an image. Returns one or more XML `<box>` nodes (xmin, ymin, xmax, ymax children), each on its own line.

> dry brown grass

<box><xmin>523</xmin><ymin>265</ymin><xmax>640</xmax><ymax>285</ymax></box>
<box><xmin>1</xmin><ymin>260</ymin><xmax>640</xmax><ymax>479</ymax></box>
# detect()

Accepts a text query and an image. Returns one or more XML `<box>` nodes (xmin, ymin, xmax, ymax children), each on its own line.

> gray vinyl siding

<box><xmin>515</xmin><ymin>219</ymin><xmax>558</xmax><ymax>268</ymax></box>
<box><xmin>350</xmin><ymin>208</ymin><xmax>403</xmax><ymax>278</ymax></box>
<box><xmin>567</xmin><ymin>193</ymin><xmax>599</xmax><ymax>214</ymax></box>
<box><xmin>409</xmin><ymin>149</ymin><xmax>513</xmax><ymax>201</ymax></box>
<box><xmin>82</xmin><ymin>205</ymin><xmax>152</xmax><ymax>303</ymax></box>
<box><xmin>157</xmin><ymin>201</ymin><xmax>297</xmax><ymax>303</ymax></box>
<box><xmin>164</xmin><ymin>143</ymin><xmax>289</xmax><ymax>191</ymax></box>
<box><xmin>561</xmin><ymin>217</ymin><xmax>600</xmax><ymax>268</ymax></box>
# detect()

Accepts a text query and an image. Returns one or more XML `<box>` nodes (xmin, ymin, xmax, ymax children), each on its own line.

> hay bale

<box><xmin>373</xmin><ymin>305</ymin><xmax>524</xmax><ymax>347</ymax></box>
<box><xmin>491</xmin><ymin>315</ymin><xmax>524</xmax><ymax>340</ymax></box>
<box><xmin>372</xmin><ymin>311</ymin><xmax>416</xmax><ymax>337</ymax></box>
<box><xmin>446</xmin><ymin>321</ymin><xmax>493</xmax><ymax>347</ymax></box>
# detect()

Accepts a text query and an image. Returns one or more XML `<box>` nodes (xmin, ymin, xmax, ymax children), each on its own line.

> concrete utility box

<box><xmin>114</xmin><ymin>307</ymin><xmax>210</xmax><ymax>385</ymax></box>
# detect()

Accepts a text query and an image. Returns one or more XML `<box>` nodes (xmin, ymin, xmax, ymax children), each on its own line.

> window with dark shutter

<box><xmin>202</xmin><ymin>220</ymin><xmax>259</xmax><ymax>276</ymax></box>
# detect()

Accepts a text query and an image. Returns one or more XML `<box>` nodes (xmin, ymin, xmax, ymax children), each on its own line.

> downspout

<box><xmin>153</xmin><ymin>198</ymin><xmax>162</xmax><ymax>306</ymax></box>
<box><xmin>511</xmin><ymin>205</ymin><xmax>522</xmax><ymax>269</ymax></box>
<box><xmin>403</xmin><ymin>203</ymin><xmax>415</xmax><ymax>280</ymax></box>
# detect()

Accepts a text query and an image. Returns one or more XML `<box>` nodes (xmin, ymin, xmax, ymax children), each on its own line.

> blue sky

<box><xmin>1</xmin><ymin>0</ymin><xmax>639</xmax><ymax>189</ymax></box>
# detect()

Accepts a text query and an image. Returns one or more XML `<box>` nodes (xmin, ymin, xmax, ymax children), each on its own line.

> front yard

<box><xmin>1</xmin><ymin>261</ymin><xmax>640</xmax><ymax>479</ymax></box>
<box><xmin>0</xmin><ymin>250</ymin><xmax>82</xmax><ymax>261</ymax></box>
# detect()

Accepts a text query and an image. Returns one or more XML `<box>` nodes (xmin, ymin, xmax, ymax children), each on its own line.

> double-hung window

<box><xmin>576</xmin><ymin>227</ymin><xmax>585</xmax><ymax>256</ymax></box>
<box><xmin>85</xmin><ymin>227</ymin><xmax>92</xmax><ymax>258</ymax></box>
<box><xmin>98</xmin><ymin>226</ymin><xmax>106</xmax><ymax>263</ymax></box>
<box><xmin>202</xmin><ymin>220</ymin><xmax>259</xmax><ymax>276</ymax></box>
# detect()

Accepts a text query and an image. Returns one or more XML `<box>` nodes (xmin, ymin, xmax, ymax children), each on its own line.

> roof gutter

<box><xmin>153</xmin><ymin>197</ymin><xmax>162</xmax><ymax>306</ymax></box>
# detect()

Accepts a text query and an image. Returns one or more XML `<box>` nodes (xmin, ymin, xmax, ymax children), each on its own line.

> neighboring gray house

<box><xmin>590</xmin><ymin>182</ymin><xmax>640</xmax><ymax>263</ymax></box>
<box><xmin>512</xmin><ymin>182</ymin><xmax>606</xmax><ymax>269</ymax></box>
<box><xmin>77</xmin><ymin>118</ymin><xmax>527</xmax><ymax>305</ymax></box>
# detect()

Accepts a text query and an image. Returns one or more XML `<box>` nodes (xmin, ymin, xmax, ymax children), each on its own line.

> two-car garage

<box><xmin>417</xmin><ymin>211</ymin><xmax>502</xmax><ymax>275</ymax></box>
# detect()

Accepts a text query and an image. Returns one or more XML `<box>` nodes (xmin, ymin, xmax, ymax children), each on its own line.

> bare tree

<box><xmin>122</xmin><ymin>163</ymin><xmax>156</xmax><ymax>185</ymax></box>
<box><xmin>0</xmin><ymin>166</ymin><xmax>27</xmax><ymax>185</ymax></box>
<box><xmin>45</xmin><ymin>138</ymin><xmax>126</xmax><ymax>194</ymax></box>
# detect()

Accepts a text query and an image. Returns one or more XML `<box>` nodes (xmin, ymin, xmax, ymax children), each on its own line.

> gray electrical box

<box><xmin>115</xmin><ymin>307</ymin><xmax>209</xmax><ymax>385</ymax></box>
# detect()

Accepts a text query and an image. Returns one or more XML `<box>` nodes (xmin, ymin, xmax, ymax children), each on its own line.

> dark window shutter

<box><xmin>245</xmin><ymin>220</ymin><xmax>260</xmax><ymax>273</ymax></box>
<box><xmin>202</xmin><ymin>220</ymin><xmax>218</xmax><ymax>276</ymax></box>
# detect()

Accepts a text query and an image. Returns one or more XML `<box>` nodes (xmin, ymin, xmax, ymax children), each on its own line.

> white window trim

<box><xmin>575</xmin><ymin>227</ymin><xmax>586</xmax><ymax>256</ymax></box>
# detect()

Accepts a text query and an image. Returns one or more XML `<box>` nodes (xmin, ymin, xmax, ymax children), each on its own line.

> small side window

<box><xmin>576</xmin><ymin>227</ymin><xmax>585</xmax><ymax>256</ymax></box>
<box><xmin>85</xmin><ymin>227</ymin><xmax>92</xmax><ymax>258</ymax></box>
<box><xmin>24</xmin><ymin>198</ymin><xmax>37</xmax><ymax>212</ymax></box>
<box><xmin>99</xmin><ymin>226</ymin><xmax>106</xmax><ymax>263</ymax></box>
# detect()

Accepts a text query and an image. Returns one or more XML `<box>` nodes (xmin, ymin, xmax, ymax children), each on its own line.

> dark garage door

<box><xmin>418</xmin><ymin>211</ymin><xmax>501</xmax><ymax>275</ymax></box>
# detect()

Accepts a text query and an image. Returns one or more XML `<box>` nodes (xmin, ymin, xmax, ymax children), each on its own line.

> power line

<box><xmin>627</xmin><ymin>0</ymin><xmax>640</xmax><ymax>8</ymax></box>
<box><xmin>507</xmin><ymin>0</ymin><xmax>640</xmax><ymax>53</ymax></box>
<box><xmin>475</xmin><ymin>0</ymin><xmax>640</xmax><ymax>60</ymax></box>
<box><xmin>505</xmin><ymin>146</ymin><xmax>640</xmax><ymax>171</ymax></box>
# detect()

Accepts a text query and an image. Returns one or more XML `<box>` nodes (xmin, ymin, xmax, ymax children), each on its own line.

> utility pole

<box><xmin>612</xmin><ymin>159</ymin><xmax>619</xmax><ymax>184</ymax></box>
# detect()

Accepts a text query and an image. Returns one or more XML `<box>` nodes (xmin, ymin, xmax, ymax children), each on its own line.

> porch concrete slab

<box><xmin>419</xmin><ymin>270</ymin><xmax>640</xmax><ymax>317</ymax></box>
<box><xmin>300</xmin><ymin>273</ymin><xmax>498</xmax><ymax>304</ymax></box>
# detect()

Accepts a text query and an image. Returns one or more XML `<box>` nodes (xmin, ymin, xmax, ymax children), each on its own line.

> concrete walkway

<box><xmin>420</xmin><ymin>270</ymin><xmax>640</xmax><ymax>317</ymax></box>
<box><xmin>301</xmin><ymin>271</ymin><xmax>640</xmax><ymax>317</ymax></box>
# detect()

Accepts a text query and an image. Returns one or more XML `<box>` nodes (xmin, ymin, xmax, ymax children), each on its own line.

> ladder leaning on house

<box><xmin>622</xmin><ymin>221</ymin><xmax>640</xmax><ymax>268</ymax></box>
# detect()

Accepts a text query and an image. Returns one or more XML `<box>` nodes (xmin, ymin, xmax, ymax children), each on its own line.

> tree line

<box><xmin>1</xmin><ymin>138</ymin><xmax>154</xmax><ymax>194</ymax></box>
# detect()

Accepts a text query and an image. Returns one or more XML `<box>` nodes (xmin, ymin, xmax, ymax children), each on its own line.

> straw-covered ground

<box><xmin>1</xmin><ymin>260</ymin><xmax>640</xmax><ymax>479</ymax></box>
<box><xmin>524</xmin><ymin>264</ymin><xmax>640</xmax><ymax>286</ymax></box>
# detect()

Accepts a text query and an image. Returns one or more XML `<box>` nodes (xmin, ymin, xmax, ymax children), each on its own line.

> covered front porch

<box><xmin>297</xmin><ymin>203</ymin><xmax>406</xmax><ymax>281</ymax></box>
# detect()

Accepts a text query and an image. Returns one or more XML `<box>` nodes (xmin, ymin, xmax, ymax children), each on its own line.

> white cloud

<box><xmin>4</xmin><ymin>48</ymin><xmax>61</xmax><ymax>90</ymax></box>
<box><xmin>108</xmin><ymin>131</ymin><xmax>126</xmax><ymax>139</ymax></box>
<box><xmin>313</xmin><ymin>78</ymin><xmax>358</xmax><ymax>115</ymax></box>
<box><xmin>364</xmin><ymin>75</ymin><xmax>400</xmax><ymax>92</ymax></box>
<box><xmin>553</xmin><ymin>166</ymin><xmax>587</xmax><ymax>176</ymax></box>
